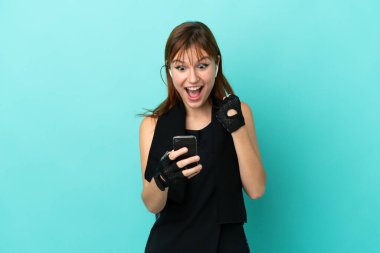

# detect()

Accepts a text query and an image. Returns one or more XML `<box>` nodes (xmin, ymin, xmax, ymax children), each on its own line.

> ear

<box><xmin>215</xmin><ymin>55</ymin><xmax>220</xmax><ymax>78</ymax></box>
<box><xmin>165</xmin><ymin>60</ymin><xmax>173</xmax><ymax>78</ymax></box>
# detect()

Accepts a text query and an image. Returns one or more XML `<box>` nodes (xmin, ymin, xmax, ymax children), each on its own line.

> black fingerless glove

<box><xmin>216</xmin><ymin>94</ymin><xmax>245</xmax><ymax>133</ymax></box>
<box><xmin>153</xmin><ymin>151</ymin><xmax>186</xmax><ymax>191</ymax></box>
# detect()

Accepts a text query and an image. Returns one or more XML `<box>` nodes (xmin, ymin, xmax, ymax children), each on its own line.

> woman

<box><xmin>139</xmin><ymin>21</ymin><xmax>266</xmax><ymax>253</ymax></box>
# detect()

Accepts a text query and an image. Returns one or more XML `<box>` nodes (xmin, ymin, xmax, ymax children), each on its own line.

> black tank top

<box><xmin>144</xmin><ymin>107</ymin><xmax>249</xmax><ymax>253</ymax></box>
<box><xmin>144</xmin><ymin>98</ymin><xmax>247</xmax><ymax>225</ymax></box>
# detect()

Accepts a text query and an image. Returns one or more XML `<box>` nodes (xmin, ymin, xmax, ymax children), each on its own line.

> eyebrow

<box><xmin>172</xmin><ymin>56</ymin><xmax>211</xmax><ymax>64</ymax></box>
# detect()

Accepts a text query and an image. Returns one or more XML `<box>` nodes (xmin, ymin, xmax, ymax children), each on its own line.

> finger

<box><xmin>188</xmin><ymin>170</ymin><xmax>200</xmax><ymax>179</ymax></box>
<box><xmin>168</xmin><ymin>147</ymin><xmax>188</xmax><ymax>160</ymax></box>
<box><xmin>176</xmin><ymin>155</ymin><xmax>200</xmax><ymax>169</ymax></box>
<box><xmin>227</xmin><ymin>109</ymin><xmax>237</xmax><ymax>116</ymax></box>
<box><xmin>223</xmin><ymin>94</ymin><xmax>231</xmax><ymax>100</ymax></box>
<box><xmin>187</xmin><ymin>166</ymin><xmax>202</xmax><ymax>179</ymax></box>
<box><xmin>182</xmin><ymin>164</ymin><xmax>202</xmax><ymax>177</ymax></box>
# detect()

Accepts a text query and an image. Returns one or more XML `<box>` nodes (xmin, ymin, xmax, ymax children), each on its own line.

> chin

<box><xmin>185</xmin><ymin>98</ymin><xmax>209</xmax><ymax>109</ymax></box>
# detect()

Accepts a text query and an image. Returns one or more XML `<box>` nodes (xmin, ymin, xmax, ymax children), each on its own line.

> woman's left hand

<box><xmin>216</xmin><ymin>94</ymin><xmax>245</xmax><ymax>133</ymax></box>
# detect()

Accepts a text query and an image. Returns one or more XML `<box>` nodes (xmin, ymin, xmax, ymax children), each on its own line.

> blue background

<box><xmin>1</xmin><ymin>0</ymin><xmax>379</xmax><ymax>252</ymax></box>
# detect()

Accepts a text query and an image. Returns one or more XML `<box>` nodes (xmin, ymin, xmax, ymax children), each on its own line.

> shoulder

<box><xmin>139</xmin><ymin>116</ymin><xmax>158</xmax><ymax>149</ymax></box>
<box><xmin>140</xmin><ymin>116</ymin><xmax>157</xmax><ymax>133</ymax></box>
<box><xmin>240</xmin><ymin>101</ymin><xmax>250</xmax><ymax>111</ymax></box>
<box><xmin>240</xmin><ymin>101</ymin><xmax>254</xmax><ymax>119</ymax></box>
<box><xmin>139</xmin><ymin>116</ymin><xmax>158</xmax><ymax>174</ymax></box>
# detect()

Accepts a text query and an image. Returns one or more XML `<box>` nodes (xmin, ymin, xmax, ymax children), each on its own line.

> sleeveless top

<box><xmin>144</xmin><ymin>98</ymin><xmax>248</xmax><ymax>252</ymax></box>
<box><xmin>145</xmin><ymin>119</ymin><xmax>220</xmax><ymax>252</ymax></box>
<box><xmin>144</xmin><ymin>98</ymin><xmax>247</xmax><ymax>224</ymax></box>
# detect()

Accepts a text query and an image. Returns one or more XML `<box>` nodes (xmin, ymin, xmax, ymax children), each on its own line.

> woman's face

<box><xmin>169</xmin><ymin>46</ymin><xmax>219</xmax><ymax>110</ymax></box>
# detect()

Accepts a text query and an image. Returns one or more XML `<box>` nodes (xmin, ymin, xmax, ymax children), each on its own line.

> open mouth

<box><xmin>185</xmin><ymin>86</ymin><xmax>203</xmax><ymax>100</ymax></box>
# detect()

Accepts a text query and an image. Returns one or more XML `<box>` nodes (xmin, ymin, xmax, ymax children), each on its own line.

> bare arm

<box><xmin>231</xmin><ymin>102</ymin><xmax>266</xmax><ymax>199</ymax></box>
<box><xmin>139</xmin><ymin>117</ymin><xmax>203</xmax><ymax>213</ymax></box>
<box><xmin>140</xmin><ymin>116</ymin><xmax>168</xmax><ymax>213</ymax></box>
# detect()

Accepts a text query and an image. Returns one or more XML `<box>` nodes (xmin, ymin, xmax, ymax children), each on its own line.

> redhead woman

<box><xmin>139</xmin><ymin>21</ymin><xmax>266</xmax><ymax>253</ymax></box>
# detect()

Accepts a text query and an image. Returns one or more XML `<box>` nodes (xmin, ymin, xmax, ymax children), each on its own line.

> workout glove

<box><xmin>216</xmin><ymin>94</ymin><xmax>245</xmax><ymax>133</ymax></box>
<box><xmin>153</xmin><ymin>151</ymin><xmax>186</xmax><ymax>191</ymax></box>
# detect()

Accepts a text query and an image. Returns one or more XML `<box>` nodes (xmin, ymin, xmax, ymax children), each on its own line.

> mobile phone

<box><xmin>173</xmin><ymin>135</ymin><xmax>198</xmax><ymax>168</ymax></box>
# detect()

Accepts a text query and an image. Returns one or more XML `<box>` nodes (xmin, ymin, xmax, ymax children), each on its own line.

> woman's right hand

<box><xmin>154</xmin><ymin>147</ymin><xmax>202</xmax><ymax>190</ymax></box>
<box><xmin>172</xmin><ymin>147</ymin><xmax>203</xmax><ymax>179</ymax></box>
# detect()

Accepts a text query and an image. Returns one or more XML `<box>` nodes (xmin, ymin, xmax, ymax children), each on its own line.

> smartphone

<box><xmin>173</xmin><ymin>135</ymin><xmax>198</xmax><ymax>168</ymax></box>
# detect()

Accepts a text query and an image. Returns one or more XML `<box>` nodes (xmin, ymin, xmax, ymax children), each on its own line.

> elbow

<box><xmin>141</xmin><ymin>191</ymin><xmax>164</xmax><ymax>214</ymax></box>
<box><xmin>248</xmin><ymin>169</ymin><xmax>266</xmax><ymax>200</ymax></box>
<box><xmin>247</xmin><ymin>186</ymin><xmax>265</xmax><ymax>200</ymax></box>
<box><xmin>146</xmin><ymin>205</ymin><xmax>161</xmax><ymax>214</ymax></box>
<box><xmin>141</xmin><ymin>191</ymin><xmax>155</xmax><ymax>213</ymax></box>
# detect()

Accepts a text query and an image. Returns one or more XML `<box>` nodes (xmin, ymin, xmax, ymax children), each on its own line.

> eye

<box><xmin>175</xmin><ymin>65</ymin><xmax>186</xmax><ymax>71</ymax></box>
<box><xmin>198</xmin><ymin>63</ymin><xmax>209</xmax><ymax>69</ymax></box>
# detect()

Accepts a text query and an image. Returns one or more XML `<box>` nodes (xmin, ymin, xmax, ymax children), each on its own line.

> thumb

<box><xmin>223</xmin><ymin>93</ymin><xmax>231</xmax><ymax>100</ymax></box>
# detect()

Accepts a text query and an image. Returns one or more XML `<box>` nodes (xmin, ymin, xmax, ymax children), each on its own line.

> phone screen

<box><xmin>173</xmin><ymin>135</ymin><xmax>198</xmax><ymax>168</ymax></box>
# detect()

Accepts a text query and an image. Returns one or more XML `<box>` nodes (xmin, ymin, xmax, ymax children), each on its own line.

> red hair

<box><xmin>142</xmin><ymin>21</ymin><xmax>234</xmax><ymax>117</ymax></box>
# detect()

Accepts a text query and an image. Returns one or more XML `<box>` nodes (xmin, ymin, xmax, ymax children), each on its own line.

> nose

<box><xmin>187</xmin><ymin>67</ymin><xmax>199</xmax><ymax>83</ymax></box>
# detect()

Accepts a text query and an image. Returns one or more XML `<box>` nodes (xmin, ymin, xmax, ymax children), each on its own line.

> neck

<box><xmin>184</xmin><ymin>100</ymin><xmax>212</xmax><ymax>118</ymax></box>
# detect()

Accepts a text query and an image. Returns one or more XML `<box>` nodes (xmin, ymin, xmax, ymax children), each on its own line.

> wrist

<box><xmin>231</xmin><ymin>124</ymin><xmax>248</xmax><ymax>138</ymax></box>
<box><xmin>154</xmin><ymin>174</ymin><xmax>168</xmax><ymax>191</ymax></box>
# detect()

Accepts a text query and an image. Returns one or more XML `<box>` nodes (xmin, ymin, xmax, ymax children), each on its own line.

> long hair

<box><xmin>141</xmin><ymin>21</ymin><xmax>234</xmax><ymax>118</ymax></box>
